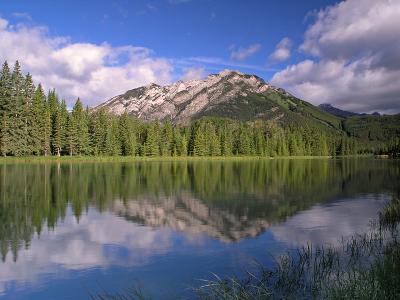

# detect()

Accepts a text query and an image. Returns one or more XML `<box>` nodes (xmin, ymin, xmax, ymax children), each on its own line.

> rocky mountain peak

<box><xmin>94</xmin><ymin>69</ymin><xmax>277</xmax><ymax>123</ymax></box>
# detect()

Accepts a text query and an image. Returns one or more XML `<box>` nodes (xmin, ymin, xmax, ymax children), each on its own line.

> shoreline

<box><xmin>0</xmin><ymin>154</ymin><xmax>377</xmax><ymax>164</ymax></box>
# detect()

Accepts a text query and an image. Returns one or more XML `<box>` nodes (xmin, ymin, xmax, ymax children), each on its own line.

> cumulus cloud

<box><xmin>181</xmin><ymin>66</ymin><xmax>205</xmax><ymax>80</ymax></box>
<box><xmin>0</xmin><ymin>17</ymin><xmax>173</xmax><ymax>106</ymax></box>
<box><xmin>230</xmin><ymin>44</ymin><xmax>261</xmax><ymax>61</ymax></box>
<box><xmin>268</xmin><ymin>37</ymin><xmax>292</xmax><ymax>62</ymax></box>
<box><xmin>271</xmin><ymin>0</ymin><xmax>400</xmax><ymax>114</ymax></box>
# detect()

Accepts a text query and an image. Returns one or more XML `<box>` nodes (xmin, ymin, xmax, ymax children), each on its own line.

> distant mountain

<box><xmin>318</xmin><ymin>103</ymin><xmax>359</xmax><ymax>118</ymax></box>
<box><xmin>95</xmin><ymin>70</ymin><xmax>342</xmax><ymax>129</ymax></box>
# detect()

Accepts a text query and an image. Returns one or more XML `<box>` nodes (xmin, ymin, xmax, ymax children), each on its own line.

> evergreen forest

<box><xmin>1</xmin><ymin>61</ymin><xmax>399</xmax><ymax>157</ymax></box>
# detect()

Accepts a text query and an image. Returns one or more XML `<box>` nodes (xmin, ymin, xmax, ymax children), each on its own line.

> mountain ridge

<box><xmin>318</xmin><ymin>103</ymin><xmax>381</xmax><ymax>118</ymax></box>
<box><xmin>95</xmin><ymin>69</ymin><xmax>343</xmax><ymax>130</ymax></box>
<box><xmin>318</xmin><ymin>103</ymin><xmax>359</xmax><ymax>118</ymax></box>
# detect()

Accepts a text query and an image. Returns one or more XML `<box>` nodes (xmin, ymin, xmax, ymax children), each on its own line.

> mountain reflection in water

<box><xmin>0</xmin><ymin>159</ymin><xmax>398</xmax><ymax>299</ymax></box>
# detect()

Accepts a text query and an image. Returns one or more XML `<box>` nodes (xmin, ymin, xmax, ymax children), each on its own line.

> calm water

<box><xmin>0</xmin><ymin>159</ymin><xmax>399</xmax><ymax>299</ymax></box>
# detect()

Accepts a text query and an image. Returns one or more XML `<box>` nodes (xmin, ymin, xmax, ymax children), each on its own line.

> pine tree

<box><xmin>289</xmin><ymin>133</ymin><xmax>299</xmax><ymax>156</ymax></box>
<box><xmin>160</xmin><ymin>120</ymin><xmax>173</xmax><ymax>156</ymax></box>
<box><xmin>209</xmin><ymin>126</ymin><xmax>221</xmax><ymax>156</ymax></box>
<box><xmin>30</xmin><ymin>85</ymin><xmax>46</xmax><ymax>155</ymax></box>
<box><xmin>0</xmin><ymin>62</ymin><xmax>12</xmax><ymax>156</ymax></box>
<box><xmin>173</xmin><ymin>126</ymin><xmax>188</xmax><ymax>156</ymax></box>
<box><xmin>89</xmin><ymin>109</ymin><xmax>108</xmax><ymax>155</ymax></box>
<box><xmin>51</xmin><ymin>99</ymin><xmax>67</xmax><ymax>156</ymax></box>
<box><xmin>71</xmin><ymin>99</ymin><xmax>90</xmax><ymax>155</ymax></box>
<box><xmin>48</xmin><ymin>89</ymin><xmax>61</xmax><ymax>155</ymax></box>
<box><xmin>193</xmin><ymin>125</ymin><xmax>207</xmax><ymax>156</ymax></box>
<box><xmin>23</xmin><ymin>74</ymin><xmax>35</xmax><ymax>155</ymax></box>
<box><xmin>60</xmin><ymin>100</ymin><xmax>69</xmax><ymax>155</ymax></box>
<box><xmin>180</xmin><ymin>134</ymin><xmax>188</xmax><ymax>156</ymax></box>
<box><xmin>254</xmin><ymin>128</ymin><xmax>265</xmax><ymax>156</ymax></box>
<box><xmin>66</xmin><ymin>114</ymin><xmax>77</xmax><ymax>156</ymax></box>
<box><xmin>143</xmin><ymin>123</ymin><xmax>159</xmax><ymax>156</ymax></box>
<box><xmin>221</xmin><ymin>125</ymin><xmax>233</xmax><ymax>156</ymax></box>
<box><xmin>119</xmin><ymin>112</ymin><xmax>137</xmax><ymax>156</ymax></box>
<box><xmin>9</xmin><ymin>61</ymin><xmax>26</xmax><ymax>156</ymax></box>
<box><xmin>42</xmin><ymin>102</ymin><xmax>51</xmax><ymax>156</ymax></box>
<box><xmin>237</xmin><ymin>125</ymin><xmax>251</xmax><ymax>155</ymax></box>
<box><xmin>105</xmin><ymin>117</ymin><xmax>121</xmax><ymax>156</ymax></box>
<box><xmin>320</xmin><ymin>134</ymin><xmax>329</xmax><ymax>156</ymax></box>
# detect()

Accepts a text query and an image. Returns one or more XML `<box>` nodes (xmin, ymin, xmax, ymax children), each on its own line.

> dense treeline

<box><xmin>0</xmin><ymin>61</ymin><xmax>397</xmax><ymax>157</ymax></box>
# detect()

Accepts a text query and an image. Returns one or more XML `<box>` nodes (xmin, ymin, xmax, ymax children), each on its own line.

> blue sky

<box><xmin>0</xmin><ymin>0</ymin><xmax>399</xmax><ymax>113</ymax></box>
<box><xmin>1</xmin><ymin>0</ymin><xmax>335</xmax><ymax>78</ymax></box>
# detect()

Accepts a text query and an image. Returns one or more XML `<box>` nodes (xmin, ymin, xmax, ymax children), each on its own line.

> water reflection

<box><xmin>270</xmin><ymin>195</ymin><xmax>388</xmax><ymax>247</ymax></box>
<box><xmin>0</xmin><ymin>159</ymin><xmax>398</xmax><ymax>299</ymax></box>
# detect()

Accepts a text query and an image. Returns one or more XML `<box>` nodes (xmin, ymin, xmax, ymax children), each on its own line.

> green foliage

<box><xmin>0</xmin><ymin>60</ymin><xmax>398</xmax><ymax>157</ymax></box>
<box><xmin>143</xmin><ymin>122</ymin><xmax>160</xmax><ymax>156</ymax></box>
<box><xmin>119</xmin><ymin>112</ymin><xmax>137</xmax><ymax>156</ymax></box>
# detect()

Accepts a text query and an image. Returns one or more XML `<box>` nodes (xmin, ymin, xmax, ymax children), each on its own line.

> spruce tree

<box><xmin>179</xmin><ymin>133</ymin><xmax>188</xmax><ymax>156</ymax></box>
<box><xmin>105</xmin><ymin>117</ymin><xmax>121</xmax><ymax>156</ymax></box>
<box><xmin>143</xmin><ymin>123</ymin><xmax>160</xmax><ymax>156</ymax></box>
<box><xmin>237</xmin><ymin>125</ymin><xmax>251</xmax><ymax>155</ymax></box>
<box><xmin>10</xmin><ymin>61</ymin><xmax>26</xmax><ymax>156</ymax></box>
<box><xmin>52</xmin><ymin>102</ymin><xmax>66</xmax><ymax>156</ymax></box>
<box><xmin>209</xmin><ymin>126</ymin><xmax>221</xmax><ymax>156</ymax></box>
<box><xmin>119</xmin><ymin>112</ymin><xmax>137</xmax><ymax>156</ymax></box>
<box><xmin>42</xmin><ymin>102</ymin><xmax>51</xmax><ymax>156</ymax></box>
<box><xmin>30</xmin><ymin>85</ymin><xmax>46</xmax><ymax>155</ymax></box>
<box><xmin>23</xmin><ymin>74</ymin><xmax>35</xmax><ymax>155</ymax></box>
<box><xmin>193</xmin><ymin>125</ymin><xmax>207</xmax><ymax>156</ymax></box>
<box><xmin>254</xmin><ymin>128</ymin><xmax>265</xmax><ymax>156</ymax></box>
<box><xmin>0</xmin><ymin>62</ymin><xmax>12</xmax><ymax>156</ymax></box>
<box><xmin>160</xmin><ymin>120</ymin><xmax>173</xmax><ymax>156</ymax></box>
<box><xmin>71</xmin><ymin>99</ymin><xmax>90</xmax><ymax>155</ymax></box>
<box><xmin>66</xmin><ymin>114</ymin><xmax>77</xmax><ymax>156</ymax></box>
<box><xmin>221</xmin><ymin>126</ymin><xmax>233</xmax><ymax>156</ymax></box>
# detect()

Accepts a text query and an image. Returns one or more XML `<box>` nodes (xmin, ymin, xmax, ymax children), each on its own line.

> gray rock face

<box><xmin>95</xmin><ymin>70</ymin><xmax>283</xmax><ymax>123</ymax></box>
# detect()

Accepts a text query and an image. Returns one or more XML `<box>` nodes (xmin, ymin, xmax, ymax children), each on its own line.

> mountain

<box><xmin>95</xmin><ymin>70</ymin><xmax>342</xmax><ymax>129</ymax></box>
<box><xmin>318</xmin><ymin>103</ymin><xmax>359</xmax><ymax>118</ymax></box>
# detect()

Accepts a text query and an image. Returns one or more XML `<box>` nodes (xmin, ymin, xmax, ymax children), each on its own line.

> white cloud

<box><xmin>0</xmin><ymin>18</ymin><xmax>8</xmax><ymax>29</ymax></box>
<box><xmin>181</xmin><ymin>66</ymin><xmax>205</xmax><ymax>80</ymax></box>
<box><xmin>230</xmin><ymin>44</ymin><xmax>261</xmax><ymax>61</ymax></box>
<box><xmin>0</xmin><ymin>17</ymin><xmax>173</xmax><ymax>107</ymax></box>
<box><xmin>271</xmin><ymin>0</ymin><xmax>400</xmax><ymax>114</ymax></box>
<box><xmin>269</xmin><ymin>37</ymin><xmax>292</xmax><ymax>62</ymax></box>
<box><xmin>175</xmin><ymin>56</ymin><xmax>277</xmax><ymax>73</ymax></box>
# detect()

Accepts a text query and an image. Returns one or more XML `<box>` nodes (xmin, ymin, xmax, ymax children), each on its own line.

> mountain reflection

<box><xmin>0</xmin><ymin>159</ymin><xmax>399</xmax><ymax>262</ymax></box>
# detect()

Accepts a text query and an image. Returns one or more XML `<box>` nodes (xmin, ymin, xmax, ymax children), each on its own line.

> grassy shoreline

<box><xmin>0</xmin><ymin>154</ymin><xmax>375</xmax><ymax>164</ymax></box>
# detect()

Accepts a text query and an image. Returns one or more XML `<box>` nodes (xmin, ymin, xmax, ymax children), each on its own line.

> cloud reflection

<box><xmin>0</xmin><ymin>207</ymin><xmax>173</xmax><ymax>294</ymax></box>
<box><xmin>270</xmin><ymin>195</ymin><xmax>388</xmax><ymax>248</ymax></box>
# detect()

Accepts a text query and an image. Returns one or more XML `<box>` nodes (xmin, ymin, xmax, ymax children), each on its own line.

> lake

<box><xmin>0</xmin><ymin>158</ymin><xmax>399</xmax><ymax>299</ymax></box>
